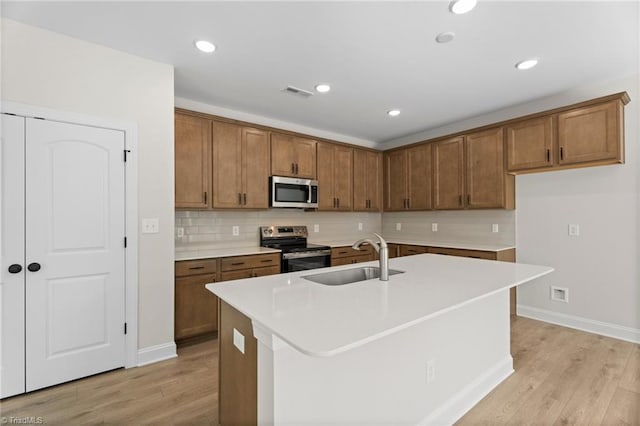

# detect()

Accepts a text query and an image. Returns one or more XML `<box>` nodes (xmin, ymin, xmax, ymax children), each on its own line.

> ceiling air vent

<box><xmin>284</xmin><ymin>85</ymin><xmax>314</xmax><ymax>98</ymax></box>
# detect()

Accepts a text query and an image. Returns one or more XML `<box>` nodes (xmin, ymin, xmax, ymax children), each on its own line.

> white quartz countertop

<box><xmin>175</xmin><ymin>245</ymin><xmax>280</xmax><ymax>261</ymax></box>
<box><xmin>207</xmin><ymin>254</ymin><xmax>553</xmax><ymax>357</ymax></box>
<box><xmin>309</xmin><ymin>239</ymin><xmax>514</xmax><ymax>252</ymax></box>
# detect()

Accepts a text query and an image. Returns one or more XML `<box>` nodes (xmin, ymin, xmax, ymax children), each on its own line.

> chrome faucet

<box><xmin>352</xmin><ymin>233</ymin><xmax>389</xmax><ymax>281</ymax></box>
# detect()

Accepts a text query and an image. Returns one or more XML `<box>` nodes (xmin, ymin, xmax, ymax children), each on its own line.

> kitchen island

<box><xmin>207</xmin><ymin>253</ymin><xmax>553</xmax><ymax>425</ymax></box>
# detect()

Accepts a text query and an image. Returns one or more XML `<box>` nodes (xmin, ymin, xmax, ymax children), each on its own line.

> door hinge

<box><xmin>124</xmin><ymin>322</ymin><xmax>128</xmax><ymax>335</ymax></box>
<box><xmin>124</xmin><ymin>236</ymin><xmax>127</xmax><ymax>248</ymax></box>
<box><xmin>124</xmin><ymin>149</ymin><xmax>131</xmax><ymax>162</ymax></box>
<box><xmin>2</xmin><ymin>112</ymin><xmax>17</xmax><ymax>116</ymax></box>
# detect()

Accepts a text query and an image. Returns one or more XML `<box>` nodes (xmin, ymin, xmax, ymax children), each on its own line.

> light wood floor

<box><xmin>1</xmin><ymin>317</ymin><xmax>638</xmax><ymax>425</ymax></box>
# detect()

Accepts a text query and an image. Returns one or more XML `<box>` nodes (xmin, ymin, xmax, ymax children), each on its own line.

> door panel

<box><xmin>433</xmin><ymin>137</ymin><xmax>464</xmax><ymax>210</ymax></box>
<box><xmin>385</xmin><ymin>150</ymin><xmax>407</xmax><ymax>211</ymax></box>
<box><xmin>317</xmin><ymin>142</ymin><xmax>335</xmax><ymax>210</ymax></box>
<box><xmin>334</xmin><ymin>145</ymin><xmax>353</xmax><ymax>210</ymax></box>
<box><xmin>242</xmin><ymin>128</ymin><xmax>269</xmax><ymax>209</ymax></box>
<box><xmin>25</xmin><ymin>118</ymin><xmax>126</xmax><ymax>392</ymax></box>
<box><xmin>1</xmin><ymin>114</ymin><xmax>26</xmax><ymax>398</ymax></box>
<box><xmin>407</xmin><ymin>144</ymin><xmax>432</xmax><ymax>210</ymax></box>
<box><xmin>175</xmin><ymin>113</ymin><xmax>211</xmax><ymax>208</ymax></box>
<box><xmin>293</xmin><ymin>137</ymin><xmax>317</xmax><ymax>179</ymax></box>
<box><xmin>212</xmin><ymin>121</ymin><xmax>243</xmax><ymax>208</ymax></box>
<box><xmin>466</xmin><ymin>128</ymin><xmax>505</xmax><ymax>209</ymax></box>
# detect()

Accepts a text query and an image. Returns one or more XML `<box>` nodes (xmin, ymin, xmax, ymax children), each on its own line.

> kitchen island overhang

<box><xmin>208</xmin><ymin>254</ymin><xmax>553</xmax><ymax>425</ymax></box>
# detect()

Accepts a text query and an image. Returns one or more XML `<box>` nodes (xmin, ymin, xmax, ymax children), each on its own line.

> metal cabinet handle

<box><xmin>546</xmin><ymin>149</ymin><xmax>551</xmax><ymax>163</ymax></box>
<box><xmin>27</xmin><ymin>262</ymin><xmax>41</xmax><ymax>272</ymax></box>
<box><xmin>238</xmin><ymin>193</ymin><xmax>242</xmax><ymax>205</ymax></box>
<box><xmin>243</xmin><ymin>193</ymin><xmax>247</xmax><ymax>205</ymax></box>
<box><xmin>560</xmin><ymin>147</ymin><xmax>564</xmax><ymax>161</ymax></box>
<box><xmin>458</xmin><ymin>195</ymin><xmax>463</xmax><ymax>206</ymax></box>
<box><xmin>204</xmin><ymin>192</ymin><xmax>208</xmax><ymax>204</ymax></box>
<box><xmin>291</xmin><ymin>163</ymin><xmax>295</xmax><ymax>174</ymax></box>
<box><xmin>189</xmin><ymin>266</ymin><xmax>205</xmax><ymax>270</ymax></box>
<box><xmin>295</xmin><ymin>163</ymin><xmax>299</xmax><ymax>174</ymax></box>
<box><xmin>8</xmin><ymin>264</ymin><xmax>22</xmax><ymax>274</ymax></box>
<box><xmin>231</xmin><ymin>262</ymin><xmax>245</xmax><ymax>266</ymax></box>
<box><xmin>467</xmin><ymin>194</ymin><xmax>471</xmax><ymax>205</ymax></box>
<box><xmin>260</xmin><ymin>259</ymin><xmax>273</xmax><ymax>263</ymax></box>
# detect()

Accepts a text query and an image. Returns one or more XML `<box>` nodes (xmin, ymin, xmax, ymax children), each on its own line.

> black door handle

<box><xmin>8</xmin><ymin>264</ymin><xmax>22</xmax><ymax>274</ymax></box>
<box><xmin>27</xmin><ymin>263</ymin><xmax>41</xmax><ymax>272</ymax></box>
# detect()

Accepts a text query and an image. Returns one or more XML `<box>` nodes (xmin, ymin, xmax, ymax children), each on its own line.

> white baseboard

<box><xmin>137</xmin><ymin>342</ymin><xmax>177</xmax><ymax>367</ymax></box>
<box><xmin>418</xmin><ymin>356</ymin><xmax>514</xmax><ymax>426</ymax></box>
<box><xmin>517</xmin><ymin>304</ymin><xmax>640</xmax><ymax>344</ymax></box>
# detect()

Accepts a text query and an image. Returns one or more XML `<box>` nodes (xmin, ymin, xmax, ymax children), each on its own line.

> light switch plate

<box><xmin>396</xmin><ymin>223</ymin><xmax>402</xmax><ymax>231</ymax></box>
<box><xmin>142</xmin><ymin>218</ymin><xmax>159</xmax><ymax>234</ymax></box>
<box><xmin>358</xmin><ymin>222</ymin><xmax>363</xmax><ymax>231</ymax></box>
<box><xmin>431</xmin><ymin>223</ymin><xmax>438</xmax><ymax>232</ymax></box>
<box><xmin>176</xmin><ymin>227</ymin><xmax>184</xmax><ymax>238</ymax></box>
<box><xmin>492</xmin><ymin>224</ymin><xmax>499</xmax><ymax>233</ymax></box>
<box><xmin>232</xmin><ymin>225</ymin><xmax>240</xmax><ymax>236</ymax></box>
<box><xmin>314</xmin><ymin>224</ymin><xmax>320</xmax><ymax>233</ymax></box>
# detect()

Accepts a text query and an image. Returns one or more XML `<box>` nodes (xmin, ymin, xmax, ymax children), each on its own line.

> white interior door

<box><xmin>24</xmin><ymin>118</ymin><xmax>126</xmax><ymax>391</ymax></box>
<box><xmin>1</xmin><ymin>114</ymin><xmax>27</xmax><ymax>398</ymax></box>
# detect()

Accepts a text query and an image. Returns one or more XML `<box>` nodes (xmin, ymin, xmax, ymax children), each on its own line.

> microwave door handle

<box><xmin>307</xmin><ymin>187</ymin><xmax>312</xmax><ymax>204</ymax></box>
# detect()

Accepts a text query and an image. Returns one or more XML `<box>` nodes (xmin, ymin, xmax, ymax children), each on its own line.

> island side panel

<box><xmin>219</xmin><ymin>300</ymin><xmax>257</xmax><ymax>426</ymax></box>
<box><xmin>269</xmin><ymin>290</ymin><xmax>512</xmax><ymax>425</ymax></box>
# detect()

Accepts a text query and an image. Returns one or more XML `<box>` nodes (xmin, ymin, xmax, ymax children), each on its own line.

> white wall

<box><xmin>514</xmin><ymin>76</ymin><xmax>639</xmax><ymax>342</ymax></box>
<box><xmin>1</xmin><ymin>19</ymin><xmax>176</xmax><ymax>351</ymax></box>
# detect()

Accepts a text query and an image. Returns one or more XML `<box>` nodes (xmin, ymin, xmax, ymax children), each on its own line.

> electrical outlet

<box><xmin>426</xmin><ymin>360</ymin><xmax>435</xmax><ymax>384</ymax></box>
<box><xmin>232</xmin><ymin>225</ymin><xmax>240</xmax><ymax>236</ymax></box>
<box><xmin>358</xmin><ymin>222</ymin><xmax>363</xmax><ymax>231</ymax></box>
<box><xmin>568</xmin><ymin>224</ymin><xmax>580</xmax><ymax>236</ymax></box>
<box><xmin>314</xmin><ymin>224</ymin><xmax>320</xmax><ymax>233</ymax></box>
<box><xmin>396</xmin><ymin>223</ymin><xmax>402</xmax><ymax>231</ymax></box>
<box><xmin>492</xmin><ymin>224</ymin><xmax>499</xmax><ymax>233</ymax></box>
<box><xmin>142</xmin><ymin>218</ymin><xmax>159</xmax><ymax>234</ymax></box>
<box><xmin>176</xmin><ymin>227</ymin><xmax>184</xmax><ymax>238</ymax></box>
<box><xmin>551</xmin><ymin>286</ymin><xmax>569</xmax><ymax>303</ymax></box>
<box><xmin>431</xmin><ymin>223</ymin><xmax>438</xmax><ymax>232</ymax></box>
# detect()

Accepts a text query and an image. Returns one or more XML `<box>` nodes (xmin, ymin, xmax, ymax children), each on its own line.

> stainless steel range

<box><xmin>259</xmin><ymin>226</ymin><xmax>331</xmax><ymax>273</ymax></box>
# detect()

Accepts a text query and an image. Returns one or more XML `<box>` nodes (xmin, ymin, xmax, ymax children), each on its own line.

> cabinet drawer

<box><xmin>331</xmin><ymin>254</ymin><xmax>372</xmax><ymax>267</ymax></box>
<box><xmin>221</xmin><ymin>253</ymin><xmax>280</xmax><ymax>272</ymax></box>
<box><xmin>175</xmin><ymin>258</ymin><xmax>219</xmax><ymax>277</ymax></box>
<box><xmin>175</xmin><ymin>273</ymin><xmax>218</xmax><ymax>340</ymax></box>
<box><xmin>221</xmin><ymin>265</ymin><xmax>280</xmax><ymax>282</ymax></box>
<box><xmin>331</xmin><ymin>245</ymin><xmax>374</xmax><ymax>259</ymax></box>
<box><xmin>427</xmin><ymin>247</ymin><xmax>497</xmax><ymax>260</ymax></box>
<box><xmin>399</xmin><ymin>245</ymin><xmax>428</xmax><ymax>256</ymax></box>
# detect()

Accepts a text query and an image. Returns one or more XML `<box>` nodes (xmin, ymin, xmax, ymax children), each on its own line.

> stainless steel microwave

<box><xmin>270</xmin><ymin>176</ymin><xmax>318</xmax><ymax>208</ymax></box>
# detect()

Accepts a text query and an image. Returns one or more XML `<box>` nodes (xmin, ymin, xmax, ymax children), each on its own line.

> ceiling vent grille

<box><xmin>284</xmin><ymin>85</ymin><xmax>314</xmax><ymax>98</ymax></box>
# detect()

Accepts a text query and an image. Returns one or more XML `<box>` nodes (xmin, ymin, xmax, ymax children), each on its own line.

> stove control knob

<box><xmin>267</xmin><ymin>228</ymin><xmax>273</xmax><ymax>234</ymax></box>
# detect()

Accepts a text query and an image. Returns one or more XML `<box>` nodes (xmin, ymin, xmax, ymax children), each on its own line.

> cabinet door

<box><xmin>506</xmin><ymin>116</ymin><xmax>554</xmax><ymax>172</ymax></box>
<box><xmin>212</xmin><ymin>121</ymin><xmax>243</xmax><ymax>208</ymax></box>
<box><xmin>466</xmin><ymin>128</ymin><xmax>506</xmax><ymax>209</ymax></box>
<box><xmin>175</xmin><ymin>274</ymin><xmax>218</xmax><ymax>340</ymax></box>
<box><xmin>317</xmin><ymin>142</ymin><xmax>336</xmax><ymax>210</ymax></box>
<box><xmin>558</xmin><ymin>100</ymin><xmax>622</xmax><ymax>165</ymax></box>
<box><xmin>333</xmin><ymin>145</ymin><xmax>353</xmax><ymax>211</ymax></box>
<box><xmin>175</xmin><ymin>113</ymin><xmax>211</xmax><ymax>209</ymax></box>
<box><xmin>294</xmin><ymin>137</ymin><xmax>317</xmax><ymax>179</ymax></box>
<box><xmin>433</xmin><ymin>137</ymin><xmax>465</xmax><ymax>210</ymax></box>
<box><xmin>354</xmin><ymin>149</ymin><xmax>382</xmax><ymax>211</ymax></box>
<box><xmin>385</xmin><ymin>150</ymin><xmax>408</xmax><ymax>211</ymax></box>
<box><xmin>270</xmin><ymin>133</ymin><xmax>296</xmax><ymax>176</ymax></box>
<box><xmin>399</xmin><ymin>245</ymin><xmax>428</xmax><ymax>256</ymax></box>
<box><xmin>242</xmin><ymin>128</ymin><xmax>270</xmax><ymax>208</ymax></box>
<box><xmin>407</xmin><ymin>144</ymin><xmax>432</xmax><ymax>210</ymax></box>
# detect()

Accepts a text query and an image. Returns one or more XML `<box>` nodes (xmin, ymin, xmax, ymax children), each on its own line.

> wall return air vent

<box><xmin>284</xmin><ymin>85</ymin><xmax>314</xmax><ymax>98</ymax></box>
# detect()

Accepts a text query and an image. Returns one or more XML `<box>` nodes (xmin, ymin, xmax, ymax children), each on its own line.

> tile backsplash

<box><xmin>176</xmin><ymin>209</ymin><xmax>515</xmax><ymax>249</ymax></box>
<box><xmin>382</xmin><ymin>210</ymin><xmax>515</xmax><ymax>246</ymax></box>
<box><xmin>175</xmin><ymin>209</ymin><xmax>382</xmax><ymax>248</ymax></box>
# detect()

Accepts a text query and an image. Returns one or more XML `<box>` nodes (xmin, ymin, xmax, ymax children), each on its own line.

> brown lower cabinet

<box><xmin>175</xmin><ymin>252</ymin><xmax>280</xmax><ymax>345</ymax></box>
<box><xmin>219</xmin><ymin>300</ymin><xmax>257</xmax><ymax>426</ymax></box>
<box><xmin>331</xmin><ymin>245</ymin><xmax>375</xmax><ymax>266</ymax></box>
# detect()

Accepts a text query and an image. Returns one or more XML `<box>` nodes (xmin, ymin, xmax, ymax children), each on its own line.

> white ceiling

<box><xmin>2</xmin><ymin>1</ymin><xmax>639</xmax><ymax>144</ymax></box>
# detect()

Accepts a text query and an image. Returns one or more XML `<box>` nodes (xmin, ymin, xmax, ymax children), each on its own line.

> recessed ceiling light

<box><xmin>315</xmin><ymin>84</ymin><xmax>331</xmax><ymax>93</ymax></box>
<box><xmin>435</xmin><ymin>32</ymin><xmax>456</xmax><ymax>43</ymax></box>
<box><xmin>387</xmin><ymin>110</ymin><xmax>401</xmax><ymax>117</ymax></box>
<box><xmin>449</xmin><ymin>0</ymin><xmax>478</xmax><ymax>14</ymax></box>
<box><xmin>195</xmin><ymin>40</ymin><xmax>216</xmax><ymax>53</ymax></box>
<box><xmin>515</xmin><ymin>58</ymin><xmax>539</xmax><ymax>70</ymax></box>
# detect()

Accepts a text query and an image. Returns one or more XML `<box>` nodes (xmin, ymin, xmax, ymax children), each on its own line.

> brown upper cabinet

<box><xmin>317</xmin><ymin>142</ymin><xmax>353</xmax><ymax>211</ymax></box>
<box><xmin>507</xmin><ymin>93</ymin><xmax>628</xmax><ymax>174</ymax></box>
<box><xmin>175</xmin><ymin>112</ymin><xmax>212</xmax><ymax>209</ymax></box>
<box><xmin>353</xmin><ymin>149</ymin><xmax>383</xmax><ymax>211</ymax></box>
<box><xmin>271</xmin><ymin>132</ymin><xmax>317</xmax><ymax>179</ymax></box>
<box><xmin>384</xmin><ymin>144</ymin><xmax>432</xmax><ymax>211</ymax></box>
<box><xmin>433</xmin><ymin>129</ymin><xmax>514</xmax><ymax>210</ymax></box>
<box><xmin>212</xmin><ymin>121</ymin><xmax>270</xmax><ymax>209</ymax></box>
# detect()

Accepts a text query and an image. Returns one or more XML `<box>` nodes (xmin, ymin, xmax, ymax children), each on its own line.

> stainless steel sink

<box><xmin>302</xmin><ymin>266</ymin><xmax>404</xmax><ymax>286</ymax></box>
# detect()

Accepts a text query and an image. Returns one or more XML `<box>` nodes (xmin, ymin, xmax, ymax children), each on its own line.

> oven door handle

<box><xmin>283</xmin><ymin>249</ymin><xmax>331</xmax><ymax>260</ymax></box>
